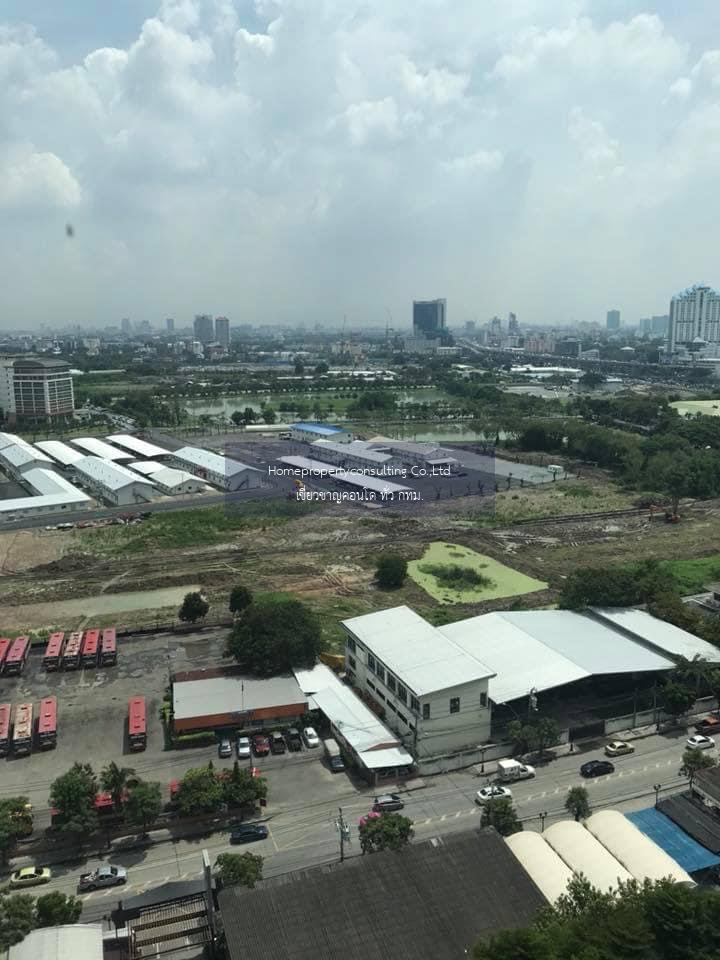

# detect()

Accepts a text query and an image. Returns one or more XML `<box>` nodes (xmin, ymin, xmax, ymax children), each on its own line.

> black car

<box><xmin>328</xmin><ymin>755</ymin><xmax>345</xmax><ymax>773</ymax></box>
<box><xmin>285</xmin><ymin>728</ymin><xmax>302</xmax><ymax>751</ymax></box>
<box><xmin>270</xmin><ymin>731</ymin><xmax>286</xmax><ymax>755</ymax></box>
<box><xmin>229</xmin><ymin>824</ymin><xmax>269</xmax><ymax>844</ymax></box>
<box><xmin>580</xmin><ymin>760</ymin><xmax>614</xmax><ymax>778</ymax></box>
<box><xmin>372</xmin><ymin>794</ymin><xmax>404</xmax><ymax>812</ymax></box>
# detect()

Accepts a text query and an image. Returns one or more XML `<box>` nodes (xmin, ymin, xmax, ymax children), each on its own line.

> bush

<box><xmin>419</xmin><ymin>563</ymin><xmax>493</xmax><ymax>590</ymax></box>
<box><xmin>375</xmin><ymin>554</ymin><xmax>407</xmax><ymax>590</ymax></box>
<box><xmin>175</xmin><ymin>731</ymin><xmax>217</xmax><ymax>748</ymax></box>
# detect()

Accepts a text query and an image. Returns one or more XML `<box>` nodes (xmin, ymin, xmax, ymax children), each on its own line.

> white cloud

<box><xmin>343</xmin><ymin>97</ymin><xmax>399</xmax><ymax>145</ymax></box>
<box><xmin>568</xmin><ymin>107</ymin><xmax>623</xmax><ymax>178</ymax></box>
<box><xmin>236</xmin><ymin>27</ymin><xmax>275</xmax><ymax>56</ymax></box>
<box><xmin>0</xmin><ymin>145</ymin><xmax>81</xmax><ymax>209</ymax></box>
<box><xmin>442</xmin><ymin>150</ymin><xmax>504</xmax><ymax>173</ymax></box>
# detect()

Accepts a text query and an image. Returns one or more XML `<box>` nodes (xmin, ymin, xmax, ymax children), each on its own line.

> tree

<box><xmin>0</xmin><ymin>798</ymin><xmax>33</xmax><ymax>864</ymax></box>
<box><xmin>659</xmin><ymin>681</ymin><xmax>696</xmax><ymax>719</ymax></box>
<box><xmin>214</xmin><ymin>852</ymin><xmax>264</xmax><ymax>889</ymax></box>
<box><xmin>359</xmin><ymin>812</ymin><xmax>413</xmax><ymax>853</ymax></box>
<box><xmin>480</xmin><ymin>797</ymin><xmax>523</xmax><ymax>837</ymax></box>
<box><xmin>242</xmin><ymin>406</ymin><xmax>256</xmax><ymax>424</ymax></box>
<box><xmin>375</xmin><ymin>554</ymin><xmax>408</xmax><ymax>590</ymax></box>
<box><xmin>0</xmin><ymin>893</ymin><xmax>35</xmax><ymax>950</ymax></box>
<box><xmin>565</xmin><ymin>786</ymin><xmax>591</xmax><ymax>822</ymax></box>
<box><xmin>100</xmin><ymin>761</ymin><xmax>136</xmax><ymax>811</ymax></box>
<box><xmin>49</xmin><ymin>763</ymin><xmax>98</xmax><ymax>837</ymax></box>
<box><xmin>508</xmin><ymin>717</ymin><xmax>560</xmax><ymax>757</ymax></box>
<box><xmin>125</xmin><ymin>781</ymin><xmax>163</xmax><ymax>833</ymax></box>
<box><xmin>474</xmin><ymin>927</ymin><xmax>553</xmax><ymax>960</ymax></box>
<box><xmin>680</xmin><ymin>746</ymin><xmax>716</xmax><ymax>789</ymax></box>
<box><xmin>175</xmin><ymin>764</ymin><xmax>224</xmax><ymax>816</ymax></box>
<box><xmin>294</xmin><ymin>360</ymin><xmax>305</xmax><ymax>376</ymax></box>
<box><xmin>314</xmin><ymin>362</ymin><xmax>329</xmax><ymax>375</ymax></box>
<box><xmin>178</xmin><ymin>591</ymin><xmax>209</xmax><ymax>624</ymax></box>
<box><xmin>35</xmin><ymin>891</ymin><xmax>83</xmax><ymax>928</ymax></box>
<box><xmin>229</xmin><ymin>585</ymin><xmax>253</xmax><ymax>616</ymax></box>
<box><xmin>262</xmin><ymin>407</ymin><xmax>277</xmax><ymax>424</ymax></box>
<box><xmin>222</xmin><ymin>762</ymin><xmax>267</xmax><ymax>809</ymax></box>
<box><xmin>227</xmin><ymin>597</ymin><xmax>322</xmax><ymax>676</ymax></box>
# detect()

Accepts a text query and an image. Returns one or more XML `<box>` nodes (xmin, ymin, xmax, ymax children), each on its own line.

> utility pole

<box><xmin>336</xmin><ymin>807</ymin><xmax>350</xmax><ymax>862</ymax></box>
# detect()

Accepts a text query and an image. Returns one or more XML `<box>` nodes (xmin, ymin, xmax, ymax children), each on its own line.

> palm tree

<box><xmin>673</xmin><ymin>655</ymin><xmax>713</xmax><ymax>696</ymax></box>
<box><xmin>100</xmin><ymin>762</ymin><xmax>136</xmax><ymax>811</ymax></box>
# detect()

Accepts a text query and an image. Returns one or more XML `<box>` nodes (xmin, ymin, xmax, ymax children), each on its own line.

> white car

<box><xmin>475</xmin><ymin>785</ymin><xmax>513</xmax><ymax>805</ymax></box>
<box><xmin>687</xmin><ymin>734</ymin><xmax>715</xmax><ymax>750</ymax></box>
<box><xmin>236</xmin><ymin>736</ymin><xmax>251</xmax><ymax>759</ymax></box>
<box><xmin>605</xmin><ymin>740</ymin><xmax>635</xmax><ymax>757</ymax></box>
<box><xmin>303</xmin><ymin>726</ymin><xmax>320</xmax><ymax>748</ymax></box>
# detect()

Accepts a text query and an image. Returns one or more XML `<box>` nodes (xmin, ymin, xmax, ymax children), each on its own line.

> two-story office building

<box><xmin>342</xmin><ymin>606</ymin><xmax>495</xmax><ymax>757</ymax></box>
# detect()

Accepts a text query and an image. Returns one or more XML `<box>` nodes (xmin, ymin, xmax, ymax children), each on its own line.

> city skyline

<box><xmin>1</xmin><ymin>1</ymin><xmax>719</xmax><ymax>329</ymax></box>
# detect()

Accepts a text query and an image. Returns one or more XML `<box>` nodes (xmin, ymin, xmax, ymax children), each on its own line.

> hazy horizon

<box><xmin>0</xmin><ymin>1</ymin><xmax>718</xmax><ymax>331</ymax></box>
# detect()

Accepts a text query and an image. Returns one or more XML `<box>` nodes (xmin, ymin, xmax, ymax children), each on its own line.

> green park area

<box><xmin>408</xmin><ymin>541</ymin><xmax>548</xmax><ymax>605</ymax></box>
<box><xmin>670</xmin><ymin>399</ymin><xmax>720</xmax><ymax>418</ymax></box>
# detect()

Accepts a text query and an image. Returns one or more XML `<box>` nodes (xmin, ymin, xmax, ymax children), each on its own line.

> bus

<box><xmin>13</xmin><ymin>702</ymin><xmax>33</xmax><ymax>756</ymax></box>
<box><xmin>0</xmin><ymin>637</ymin><xmax>12</xmax><ymax>673</ymax></box>
<box><xmin>43</xmin><ymin>632</ymin><xmax>65</xmax><ymax>671</ymax></box>
<box><xmin>4</xmin><ymin>636</ymin><xmax>31</xmax><ymax>677</ymax></box>
<box><xmin>62</xmin><ymin>631</ymin><xmax>83</xmax><ymax>670</ymax></box>
<box><xmin>128</xmin><ymin>696</ymin><xmax>147</xmax><ymax>751</ymax></box>
<box><xmin>36</xmin><ymin>696</ymin><xmax>58</xmax><ymax>749</ymax></box>
<box><xmin>100</xmin><ymin>628</ymin><xmax>117</xmax><ymax>666</ymax></box>
<box><xmin>0</xmin><ymin>703</ymin><xmax>11</xmax><ymax>757</ymax></box>
<box><xmin>81</xmin><ymin>629</ymin><xmax>100</xmax><ymax>668</ymax></box>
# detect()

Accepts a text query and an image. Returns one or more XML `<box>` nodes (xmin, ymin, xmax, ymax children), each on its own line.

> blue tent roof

<box><xmin>292</xmin><ymin>422</ymin><xmax>346</xmax><ymax>435</ymax></box>
<box><xmin>627</xmin><ymin>808</ymin><xmax>720</xmax><ymax>874</ymax></box>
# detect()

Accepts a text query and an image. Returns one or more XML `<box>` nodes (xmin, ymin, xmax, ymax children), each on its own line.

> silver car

<box><xmin>78</xmin><ymin>865</ymin><xmax>127</xmax><ymax>892</ymax></box>
<box><xmin>236</xmin><ymin>736</ymin><xmax>251</xmax><ymax>759</ymax></box>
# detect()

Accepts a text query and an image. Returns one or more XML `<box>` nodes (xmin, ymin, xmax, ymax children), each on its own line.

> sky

<box><xmin>0</xmin><ymin>0</ymin><xmax>719</xmax><ymax>331</ymax></box>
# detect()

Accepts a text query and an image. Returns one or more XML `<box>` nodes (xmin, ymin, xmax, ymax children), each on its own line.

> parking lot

<box><xmin>0</xmin><ymin>628</ymin><xmax>360</xmax><ymax>823</ymax></box>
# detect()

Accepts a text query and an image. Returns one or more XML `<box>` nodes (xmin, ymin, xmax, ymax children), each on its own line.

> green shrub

<box><xmin>419</xmin><ymin>563</ymin><xmax>494</xmax><ymax>590</ymax></box>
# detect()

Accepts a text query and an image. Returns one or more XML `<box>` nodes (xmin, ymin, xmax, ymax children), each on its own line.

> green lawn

<box><xmin>408</xmin><ymin>541</ymin><xmax>548</xmax><ymax>605</ymax></box>
<box><xmin>661</xmin><ymin>555</ymin><xmax>720</xmax><ymax>594</ymax></box>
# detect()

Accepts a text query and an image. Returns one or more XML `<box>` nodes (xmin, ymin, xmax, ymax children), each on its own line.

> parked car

<box><xmin>687</xmin><ymin>734</ymin><xmax>715</xmax><ymax>750</ymax></box>
<box><xmin>10</xmin><ymin>866</ymin><xmax>52</xmax><ymax>889</ymax></box>
<box><xmin>236</xmin><ymin>736</ymin><xmax>251</xmax><ymax>759</ymax></box>
<box><xmin>694</xmin><ymin>716</ymin><xmax>720</xmax><ymax>735</ymax></box>
<box><xmin>285</xmin><ymin>728</ymin><xmax>302</xmax><ymax>751</ymax></box>
<box><xmin>218</xmin><ymin>738</ymin><xmax>232</xmax><ymax>759</ymax></box>
<box><xmin>270</xmin><ymin>731</ymin><xmax>286</xmax><ymax>755</ymax></box>
<box><xmin>229</xmin><ymin>824</ymin><xmax>269</xmax><ymax>845</ymax></box>
<box><xmin>580</xmin><ymin>760</ymin><xmax>615</xmax><ymax>778</ymax></box>
<box><xmin>372</xmin><ymin>794</ymin><xmax>404</xmax><ymax>812</ymax></box>
<box><xmin>475</xmin><ymin>785</ymin><xmax>513</xmax><ymax>805</ymax></box>
<box><xmin>604</xmin><ymin>740</ymin><xmax>635</xmax><ymax>757</ymax></box>
<box><xmin>78</xmin><ymin>865</ymin><xmax>127</xmax><ymax>892</ymax></box>
<box><xmin>252</xmin><ymin>734</ymin><xmax>271</xmax><ymax>756</ymax></box>
<box><xmin>303</xmin><ymin>727</ymin><xmax>320</xmax><ymax>748</ymax></box>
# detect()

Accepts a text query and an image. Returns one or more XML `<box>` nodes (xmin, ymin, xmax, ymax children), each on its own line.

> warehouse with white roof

<box><xmin>127</xmin><ymin>461</ymin><xmax>206</xmax><ymax>495</ymax></box>
<box><xmin>166</xmin><ymin>446</ymin><xmax>262</xmax><ymax>491</ymax></box>
<box><xmin>342</xmin><ymin>604</ymin><xmax>720</xmax><ymax>756</ymax></box>
<box><xmin>35</xmin><ymin>439</ymin><xmax>87</xmax><ymax>466</ymax></box>
<box><xmin>70</xmin><ymin>437</ymin><xmax>134</xmax><ymax>461</ymax></box>
<box><xmin>505</xmin><ymin>831</ymin><xmax>574</xmax><ymax>904</ymax></box>
<box><xmin>584</xmin><ymin>810</ymin><xmax>693</xmax><ymax>885</ymax></box>
<box><xmin>72</xmin><ymin>457</ymin><xmax>155</xmax><ymax>505</ymax></box>
<box><xmin>544</xmin><ymin>821</ymin><xmax>633</xmax><ymax>893</ymax></box>
<box><xmin>106</xmin><ymin>434</ymin><xmax>169</xmax><ymax>459</ymax></box>
<box><xmin>0</xmin><ymin>438</ymin><xmax>53</xmax><ymax>477</ymax></box>
<box><xmin>0</xmin><ymin>467</ymin><xmax>90</xmax><ymax>521</ymax></box>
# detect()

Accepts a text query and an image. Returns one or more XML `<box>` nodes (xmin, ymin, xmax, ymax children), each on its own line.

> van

<box><xmin>323</xmin><ymin>738</ymin><xmax>345</xmax><ymax>772</ymax></box>
<box><xmin>497</xmin><ymin>759</ymin><xmax>535</xmax><ymax>782</ymax></box>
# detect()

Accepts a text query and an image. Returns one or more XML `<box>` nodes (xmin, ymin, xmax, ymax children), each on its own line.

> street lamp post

<box><xmin>653</xmin><ymin>783</ymin><xmax>662</xmax><ymax>807</ymax></box>
<box><xmin>539</xmin><ymin>810</ymin><xmax>548</xmax><ymax>832</ymax></box>
<box><xmin>480</xmin><ymin>745</ymin><xmax>488</xmax><ymax>774</ymax></box>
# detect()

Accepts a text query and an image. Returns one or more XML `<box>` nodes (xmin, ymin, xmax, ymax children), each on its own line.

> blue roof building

<box><xmin>627</xmin><ymin>807</ymin><xmax>720</xmax><ymax>875</ymax></box>
<box><xmin>290</xmin><ymin>422</ymin><xmax>352</xmax><ymax>443</ymax></box>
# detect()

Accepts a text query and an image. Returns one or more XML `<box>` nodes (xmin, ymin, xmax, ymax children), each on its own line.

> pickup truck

<box><xmin>694</xmin><ymin>716</ymin><xmax>720</xmax><ymax>735</ymax></box>
<box><xmin>78</xmin><ymin>865</ymin><xmax>127</xmax><ymax>892</ymax></box>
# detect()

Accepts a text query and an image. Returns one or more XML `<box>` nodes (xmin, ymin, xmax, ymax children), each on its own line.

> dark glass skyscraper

<box><xmin>413</xmin><ymin>299</ymin><xmax>446</xmax><ymax>340</ymax></box>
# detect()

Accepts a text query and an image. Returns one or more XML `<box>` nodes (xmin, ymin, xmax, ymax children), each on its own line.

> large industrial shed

<box><xmin>584</xmin><ymin>810</ymin><xmax>693</xmax><ymax>884</ymax></box>
<box><xmin>127</xmin><ymin>461</ymin><xmax>206</xmax><ymax>495</ymax></box>
<box><xmin>289</xmin><ymin>421</ymin><xmax>352</xmax><ymax>443</ymax></box>
<box><xmin>0</xmin><ymin>435</ymin><xmax>53</xmax><ymax>477</ymax></box>
<box><xmin>310</xmin><ymin>440</ymin><xmax>399</xmax><ymax>471</ymax></box>
<box><xmin>34</xmin><ymin>439</ymin><xmax>87</xmax><ymax>466</ymax></box>
<box><xmin>505</xmin><ymin>831</ymin><xmax>574</xmax><ymax>904</ymax></box>
<box><xmin>166</xmin><ymin>446</ymin><xmax>262</xmax><ymax>491</ymax></box>
<box><xmin>70</xmin><ymin>436</ymin><xmax>134</xmax><ymax>461</ymax></box>
<box><xmin>543</xmin><ymin>821</ymin><xmax>633</xmax><ymax>893</ymax></box>
<box><xmin>72</xmin><ymin>457</ymin><xmax>155</xmax><ymax>505</ymax></box>
<box><xmin>0</xmin><ymin>468</ymin><xmax>90</xmax><ymax>522</ymax></box>
<box><xmin>106</xmin><ymin>433</ymin><xmax>169</xmax><ymax>459</ymax></box>
<box><xmin>172</xmin><ymin>670</ymin><xmax>307</xmax><ymax>733</ymax></box>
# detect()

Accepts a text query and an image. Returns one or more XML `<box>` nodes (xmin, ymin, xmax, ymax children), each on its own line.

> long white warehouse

<box><xmin>107</xmin><ymin>434</ymin><xmax>169</xmax><ymax>459</ymax></box>
<box><xmin>0</xmin><ymin>439</ymin><xmax>53</xmax><ymax>476</ymax></box>
<box><xmin>0</xmin><ymin>467</ymin><xmax>90</xmax><ymax>522</ymax></box>
<box><xmin>35</xmin><ymin>439</ymin><xmax>87</xmax><ymax>466</ymax></box>
<box><xmin>127</xmin><ymin>461</ymin><xmax>206</xmax><ymax>495</ymax></box>
<box><xmin>584</xmin><ymin>811</ymin><xmax>693</xmax><ymax>885</ymax></box>
<box><xmin>166</xmin><ymin>446</ymin><xmax>262</xmax><ymax>491</ymax></box>
<box><xmin>73</xmin><ymin>457</ymin><xmax>155</xmax><ymax>505</ymax></box>
<box><xmin>505</xmin><ymin>831</ymin><xmax>574</xmax><ymax>905</ymax></box>
<box><xmin>71</xmin><ymin>437</ymin><xmax>134</xmax><ymax>461</ymax></box>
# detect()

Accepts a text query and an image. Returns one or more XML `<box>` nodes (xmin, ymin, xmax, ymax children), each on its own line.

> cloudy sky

<box><xmin>1</xmin><ymin>0</ymin><xmax>719</xmax><ymax>331</ymax></box>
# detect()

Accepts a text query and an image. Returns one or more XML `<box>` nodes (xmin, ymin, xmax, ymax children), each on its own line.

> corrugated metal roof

<box><xmin>627</xmin><ymin>807</ymin><xmax>720</xmax><ymax>874</ymax></box>
<box><xmin>173</xmin><ymin>674</ymin><xmax>305</xmax><ymax>720</ymax></box>
<box><xmin>35</xmin><ymin>440</ymin><xmax>87</xmax><ymax>465</ymax></box>
<box><xmin>278</xmin><ymin>456</ymin><xmax>411</xmax><ymax>494</ymax></box>
<box><xmin>74</xmin><ymin>456</ymin><xmax>155</xmax><ymax>491</ymax></box>
<box><xmin>585</xmin><ymin>810</ymin><xmax>692</xmax><ymax>884</ymax></box>
<box><xmin>0</xmin><ymin>442</ymin><xmax>53</xmax><ymax>468</ymax></box>
<box><xmin>8</xmin><ymin>923</ymin><xmax>103</xmax><ymax>960</ymax></box>
<box><xmin>291</xmin><ymin>422</ymin><xmax>348</xmax><ymax>435</ymax></box>
<box><xmin>171</xmin><ymin>446</ymin><xmax>259</xmax><ymax>476</ymax></box>
<box><xmin>505</xmin><ymin>831</ymin><xmax>574</xmax><ymax>904</ymax></box>
<box><xmin>591</xmin><ymin>608</ymin><xmax>720</xmax><ymax>663</ymax></box>
<box><xmin>150</xmin><ymin>467</ymin><xmax>205</xmax><ymax>489</ymax></box>
<box><xmin>312</xmin><ymin>440</ymin><xmax>394</xmax><ymax>464</ymax></box>
<box><xmin>0</xmin><ymin>468</ymin><xmax>90</xmax><ymax>513</ymax></box>
<box><xmin>127</xmin><ymin>460</ymin><xmax>166</xmax><ymax>475</ymax></box>
<box><xmin>107</xmin><ymin>433</ymin><xmax>169</xmax><ymax>458</ymax></box>
<box><xmin>71</xmin><ymin>437</ymin><xmax>133</xmax><ymax>461</ymax></box>
<box><xmin>343</xmin><ymin>606</ymin><xmax>495</xmax><ymax>697</ymax></box>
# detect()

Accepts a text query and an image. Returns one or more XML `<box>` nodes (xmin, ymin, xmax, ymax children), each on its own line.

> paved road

<box><xmin>7</xmin><ymin>728</ymin><xmax>699</xmax><ymax>921</ymax></box>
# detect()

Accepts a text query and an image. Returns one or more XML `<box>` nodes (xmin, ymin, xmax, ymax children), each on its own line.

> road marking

<box><xmin>454</xmin><ymin>812</ymin><xmax>462</xmax><ymax>818</ymax></box>
<box><xmin>440</xmin><ymin>814</ymin><xmax>447</xmax><ymax>821</ymax></box>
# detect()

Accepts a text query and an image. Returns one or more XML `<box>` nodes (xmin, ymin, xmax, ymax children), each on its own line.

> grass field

<box><xmin>661</xmin><ymin>555</ymin><xmax>720</xmax><ymax>593</ymax></box>
<box><xmin>408</xmin><ymin>541</ymin><xmax>548</xmax><ymax>604</ymax></box>
<box><xmin>671</xmin><ymin>399</ymin><xmax>720</xmax><ymax>418</ymax></box>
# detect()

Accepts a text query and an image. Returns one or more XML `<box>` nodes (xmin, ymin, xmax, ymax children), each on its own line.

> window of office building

<box><xmin>422</xmin><ymin>703</ymin><xmax>431</xmax><ymax>720</ymax></box>
<box><xmin>480</xmin><ymin>692</ymin><xmax>487</xmax><ymax>708</ymax></box>
<box><xmin>387</xmin><ymin>674</ymin><xmax>396</xmax><ymax>694</ymax></box>
<box><xmin>450</xmin><ymin>697</ymin><xmax>460</xmax><ymax>714</ymax></box>
<box><xmin>410</xmin><ymin>696</ymin><xmax>420</xmax><ymax>714</ymax></box>
<box><xmin>375</xmin><ymin>664</ymin><xmax>385</xmax><ymax>683</ymax></box>
<box><xmin>368</xmin><ymin>653</ymin><xmax>376</xmax><ymax>672</ymax></box>
<box><xmin>348</xmin><ymin>656</ymin><xmax>356</xmax><ymax>671</ymax></box>
<box><xmin>347</xmin><ymin>637</ymin><xmax>356</xmax><ymax>654</ymax></box>
<box><xmin>397</xmin><ymin>684</ymin><xmax>407</xmax><ymax>704</ymax></box>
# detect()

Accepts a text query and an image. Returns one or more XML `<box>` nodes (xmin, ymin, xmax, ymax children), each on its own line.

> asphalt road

<box><xmin>7</xmin><ymin>728</ymin><xmax>701</xmax><ymax>921</ymax></box>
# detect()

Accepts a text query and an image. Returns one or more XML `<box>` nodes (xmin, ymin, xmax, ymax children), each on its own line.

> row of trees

<box><xmin>173</xmin><ymin>762</ymin><xmax>267</xmax><ymax>816</ymax></box>
<box><xmin>0</xmin><ymin>890</ymin><xmax>82</xmax><ymax>951</ymax></box>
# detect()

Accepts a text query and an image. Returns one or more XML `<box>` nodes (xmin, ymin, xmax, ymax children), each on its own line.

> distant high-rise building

<box><xmin>193</xmin><ymin>314</ymin><xmax>215</xmax><ymax>344</ymax></box>
<box><xmin>166</xmin><ymin>318</ymin><xmax>175</xmax><ymax>333</ymax></box>
<box><xmin>463</xmin><ymin>320</ymin><xmax>477</xmax><ymax>335</ymax></box>
<box><xmin>508</xmin><ymin>312</ymin><xmax>519</xmax><ymax>335</ymax></box>
<box><xmin>489</xmin><ymin>316</ymin><xmax>503</xmax><ymax>339</ymax></box>
<box><xmin>121</xmin><ymin>318</ymin><xmax>132</xmax><ymax>335</ymax></box>
<box><xmin>669</xmin><ymin>285</ymin><xmax>720</xmax><ymax>353</ymax></box>
<box><xmin>640</xmin><ymin>315</ymin><xmax>670</xmax><ymax>337</ymax></box>
<box><xmin>413</xmin><ymin>299</ymin><xmax>446</xmax><ymax>340</ymax></box>
<box><xmin>138</xmin><ymin>320</ymin><xmax>152</xmax><ymax>335</ymax></box>
<box><xmin>215</xmin><ymin>316</ymin><xmax>230</xmax><ymax>348</ymax></box>
<box><xmin>0</xmin><ymin>356</ymin><xmax>74</xmax><ymax>423</ymax></box>
<box><xmin>606</xmin><ymin>309</ymin><xmax>621</xmax><ymax>331</ymax></box>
